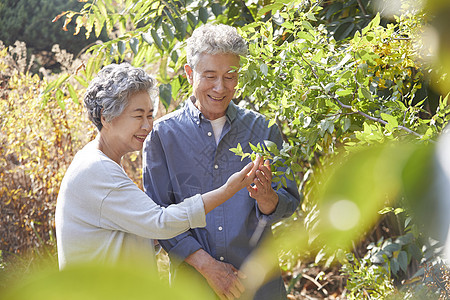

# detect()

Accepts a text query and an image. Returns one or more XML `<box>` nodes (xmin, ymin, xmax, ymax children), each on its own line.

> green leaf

<box><xmin>55</xmin><ymin>89</ymin><xmax>65</xmax><ymax>110</ymax></box>
<box><xmin>341</xmin><ymin>117</ymin><xmax>351</xmax><ymax>132</ymax></box>
<box><xmin>381</xmin><ymin>113</ymin><xmax>398</xmax><ymax>132</ymax></box>
<box><xmin>249</xmin><ymin>142</ymin><xmax>262</xmax><ymax>153</ymax></box>
<box><xmin>97</xmin><ymin>0</ymin><xmax>108</xmax><ymax>18</ymax></box>
<box><xmin>398</xmin><ymin>250</ymin><xmax>409</xmax><ymax>272</ymax></box>
<box><xmin>211</xmin><ymin>3</ymin><xmax>222</xmax><ymax>16</ymax></box>
<box><xmin>74</xmin><ymin>75</ymin><xmax>89</xmax><ymax>88</ymax></box>
<box><xmin>258</xmin><ymin>3</ymin><xmax>284</xmax><ymax>17</ymax></box>
<box><xmin>159</xmin><ymin>83</ymin><xmax>172</xmax><ymax>108</ymax></box>
<box><xmin>151</xmin><ymin>29</ymin><xmax>163</xmax><ymax>50</ymax></box>
<box><xmin>142</xmin><ymin>32</ymin><xmax>152</xmax><ymax>45</ymax></box>
<box><xmin>172</xmin><ymin>17</ymin><xmax>186</xmax><ymax>39</ymax></box>
<box><xmin>40</xmin><ymin>73</ymin><xmax>70</xmax><ymax>98</ymax></box>
<box><xmin>391</xmin><ymin>257</ymin><xmax>400</xmax><ymax>274</ymax></box>
<box><xmin>396</xmin><ymin>233</ymin><xmax>413</xmax><ymax>246</ymax></box>
<box><xmin>359</xmin><ymin>87</ymin><xmax>373</xmax><ymax>101</ymax></box>
<box><xmin>118</xmin><ymin>40</ymin><xmax>126</xmax><ymax>55</ymax></box>
<box><xmin>129</xmin><ymin>38</ymin><xmax>139</xmax><ymax>55</ymax></box>
<box><xmin>230</xmin><ymin>143</ymin><xmax>243</xmax><ymax>157</ymax></box>
<box><xmin>281</xmin><ymin>176</ymin><xmax>287</xmax><ymax>188</ymax></box>
<box><xmin>264</xmin><ymin>140</ymin><xmax>278</xmax><ymax>154</ymax></box>
<box><xmin>162</xmin><ymin>23</ymin><xmax>174</xmax><ymax>40</ymax></box>
<box><xmin>94</xmin><ymin>11</ymin><xmax>105</xmax><ymax>38</ymax></box>
<box><xmin>199</xmin><ymin>7</ymin><xmax>208</xmax><ymax>23</ymax></box>
<box><xmin>296</xmin><ymin>31</ymin><xmax>314</xmax><ymax>41</ymax></box>
<box><xmin>383</xmin><ymin>243</ymin><xmax>401</xmax><ymax>255</ymax></box>
<box><xmin>336</xmin><ymin>89</ymin><xmax>353</xmax><ymax>97</ymax></box>
<box><xmin>378</xmin><ymin>207</ymin><xmax>394</xmax><ymax>215</ymax></box>
<box><xmin>260</xmin><ymin>63</ymin><xmax>268</xmax><ymax>76</ymax></box>
<box><xmin>187</xmin><ymin>12</ymin><xmax>197</xmax><ymax>28</ymax></box>
<box><xmin>338</xmin><ymin>70</ymin><xmax>352</xmax><ymax>83</ymax></box>
<box><xmin>67</xmin><ymin>83</ymin><xmax>79</xmax><ymax>105</ymax></box>
<box><xmin>291</xmin><ymin>162</ymin><xmax>302</xmax><ymax>172</ymax></box>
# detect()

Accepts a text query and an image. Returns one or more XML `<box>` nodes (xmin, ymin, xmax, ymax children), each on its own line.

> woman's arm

<box><xmin>201</xmin><ymin>155</ymin><xmax>261</xmax><ymax>214</ymax></box>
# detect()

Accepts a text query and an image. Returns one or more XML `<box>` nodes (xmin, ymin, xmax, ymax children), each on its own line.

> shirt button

<box><xmin>219</xmin><ymin>256</ymin><xmax>224</xmax><ymax>261</ymax></box>
<box><xmin>218</xmin><ymin>226</ymin><xmax>223</xmax><ymax>231</ymax></box>
<box><xmin>214</xmin><ymin>164</ymin><xmax>219</xmax><ymax>169</ymax></box>
<box><xmin>207</xmin><ymin>132</ymin><xmax>212</xmax><ymax>137</ymax></box>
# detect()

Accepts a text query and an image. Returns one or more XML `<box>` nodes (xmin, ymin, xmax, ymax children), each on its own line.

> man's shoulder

<box><xmin>154</xmin><ymin>107</ymin><xmax>187</xmax><ymax>128</ymax></box>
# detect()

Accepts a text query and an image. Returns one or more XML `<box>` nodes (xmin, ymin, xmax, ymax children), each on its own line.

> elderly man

<box><xmin>143</xmin><ymin>24</ymin><xmax>301</xmax><ymax>300</ymax></box>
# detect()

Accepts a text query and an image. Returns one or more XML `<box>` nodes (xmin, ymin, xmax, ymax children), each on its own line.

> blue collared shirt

<box><xmin>143</xmin><ymin>96</ymin><xmax>301</xmax><ymax>278</ymax></box>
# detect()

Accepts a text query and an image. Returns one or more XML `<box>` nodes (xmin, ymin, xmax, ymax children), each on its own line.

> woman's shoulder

<box><xmin>64</xmin><ymin>142</ymin><xmax>127</xmax><ymax>187</ymax></box>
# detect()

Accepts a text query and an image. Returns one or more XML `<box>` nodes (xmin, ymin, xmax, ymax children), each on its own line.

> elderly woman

<box><xmin>55</xmin><ymin>63</ymin><xmax>260</xmax><ymax>270</ymax></box>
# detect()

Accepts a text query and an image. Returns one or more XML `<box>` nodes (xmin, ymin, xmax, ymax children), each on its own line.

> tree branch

<box><xmin>356</xmin><ymin>0</ymin><xmax>368</xmax><ymax>16</ymax></box>
<box><xmin>298</xmin><ymin>52</ymin><xmax>424</xmax><ymax>139</ymax></box>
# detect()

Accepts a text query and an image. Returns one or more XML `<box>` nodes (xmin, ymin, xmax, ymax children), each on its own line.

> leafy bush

<box><xmin>0</xmin><ymin>41</ymin><xmax>93</xmax><ymax>258</ymax></box>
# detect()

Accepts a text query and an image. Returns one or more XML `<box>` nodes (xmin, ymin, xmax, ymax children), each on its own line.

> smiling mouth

<box><xmin>209</xmin><ymin>95</ymin><xmax>225</xmax><ymax>101</ymax></box>
<box><xmin>134</xmin><ymin>135</ymin><xmax>147</xmax><ymax>142</ymax></box>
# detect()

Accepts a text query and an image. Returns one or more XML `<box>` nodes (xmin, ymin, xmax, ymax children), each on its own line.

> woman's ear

<box><xmin>184</xmin><ymin>64</ymin><xmax>194</xmax><ymax>84</ymax></box>
<box><xmin>100</xmin><ymin>115</ymin><xmax>109</xmax><ymax>130</ymax></box>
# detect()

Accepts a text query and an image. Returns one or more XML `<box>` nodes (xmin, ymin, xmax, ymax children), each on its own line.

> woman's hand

<box><xmin>202</xmin><ymin>155</ymin><xmax>262</xmax><ymax>214</ymax></box>
<box><xmin>225</xmin><ymin>155</ymin><xmax>262</xmax><ymax>194</ymax></box>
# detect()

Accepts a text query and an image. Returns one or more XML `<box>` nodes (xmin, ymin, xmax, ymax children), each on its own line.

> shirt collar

<box><xmin>186</xmin><ymin>96</ymin><xmax>238</xmax><ymax>126</ymax></box>
<box><xmin>186</xmin><ymin>96</ymin><xmax>202</xmax><ymax>126</ymax></box>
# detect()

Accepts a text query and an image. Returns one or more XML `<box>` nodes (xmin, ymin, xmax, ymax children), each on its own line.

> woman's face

<box><xmin>103</xmin><ymin>91</ymin><xmax>153</xmax><ymax>156</ymax></box>
<box><xmin>185</xmin><ymin>53</ymin><xmax>240</xmax><ymax>120</ymax></box>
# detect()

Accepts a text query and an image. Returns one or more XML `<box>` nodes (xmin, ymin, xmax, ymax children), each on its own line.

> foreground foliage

<box><xmin>2</xmin><ymin>0</ymin><xmax>450</xmax><ymax>299</ymax></box>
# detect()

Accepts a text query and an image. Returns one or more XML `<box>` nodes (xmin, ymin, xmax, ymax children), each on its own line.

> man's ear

<box><xmin>184</xmin><ymin>64</ymin><xmax>194</xmax><ymax>84</ymax></box>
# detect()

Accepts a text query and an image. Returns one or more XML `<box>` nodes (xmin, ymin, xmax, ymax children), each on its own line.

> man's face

<box><xmin>185</xmin><ymin>53</ymin><xmax>240</xmax><ymax>120</ymax></box>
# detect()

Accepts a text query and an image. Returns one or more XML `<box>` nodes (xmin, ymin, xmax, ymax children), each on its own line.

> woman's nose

<box><xmin>142</xmin><ymin>118</ymin><xmax>152</xmax><ymax>131</ymax></box>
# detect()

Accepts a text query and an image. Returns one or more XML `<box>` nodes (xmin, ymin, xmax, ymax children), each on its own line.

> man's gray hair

<box><xmin>186</xmin><ymin>24</ymin><xmax>248</xmax><ymax>69</ymax></box>
<box><xmin>83</xmin><ymin>63</ymin><xmax>157</xmax><ymax>131</ymax></box>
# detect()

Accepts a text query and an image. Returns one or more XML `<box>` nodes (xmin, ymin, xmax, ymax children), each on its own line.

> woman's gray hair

<box><xmin>186</xmin><ymin>24</ymin><xmax>248</xmax><ymax>70</ymax></box>
<box><xmin>83</xmin><ymin>63</ymin><xmax>157</xmax><ymax>131</ymax></box>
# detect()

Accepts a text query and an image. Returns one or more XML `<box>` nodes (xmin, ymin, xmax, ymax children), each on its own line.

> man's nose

<box><xmin>213</xmin><ymin>78</ymin><xmax>225</xmax><ymax>92</ymax></box>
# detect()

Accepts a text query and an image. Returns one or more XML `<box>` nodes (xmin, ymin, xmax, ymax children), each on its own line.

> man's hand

<box><xmin>186</xmin><ymin>249</ymin><xmax>246</xmax><ymax>299</ymax></box>
<box><xmin>247</xmin><ymin>159</ymin><xmax>279</xmax><ymax>215</ymax></box>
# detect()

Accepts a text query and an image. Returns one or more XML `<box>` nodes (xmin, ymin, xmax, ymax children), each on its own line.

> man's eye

<box><xmin>134</xmin><ymin>116</ymin><xmax>143</xmax><ymax>119</ymax></box>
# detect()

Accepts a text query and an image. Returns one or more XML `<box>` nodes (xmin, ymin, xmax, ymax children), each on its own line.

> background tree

<box><xmin>0</xmin><ymin>0</ymin><xmax>106</xmax><ymax>69</ymax></box>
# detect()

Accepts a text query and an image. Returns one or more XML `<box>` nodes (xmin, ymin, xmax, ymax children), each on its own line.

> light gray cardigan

<box><xmin>55</xmin><ymin>141</ymin><xmax>206</xmax><ymax>269</ymax></box>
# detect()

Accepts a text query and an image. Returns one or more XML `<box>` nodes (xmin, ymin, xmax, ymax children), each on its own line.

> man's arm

<box><xmin>185</xmin><ymin>249</ymin><xmax>246</xmax><ymax>300</ymax></box>
<box><xmin>251</xmin><ymin>123</ymin><xmax>302</xmax><ymax>224</ymax></box>
<box><xmin>247</xmin><ymin>159</ymin><xmax>280</xmax><ymax>215</ymax></box>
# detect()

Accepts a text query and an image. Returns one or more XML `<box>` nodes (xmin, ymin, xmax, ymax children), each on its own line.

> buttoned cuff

<box><xmin>184</xmin><ymin>194</ymin><xmax>207</xmax><ymax>228</ymax></box>
<box><xmin>256</xmin><ymin>192</ymin><xmax>290</xmax><ymax>224</ymax></box>
<box><xmin>168</xmin><ymin>236</ymin><xmax>203</xmax><ymax>269</ymax></box>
